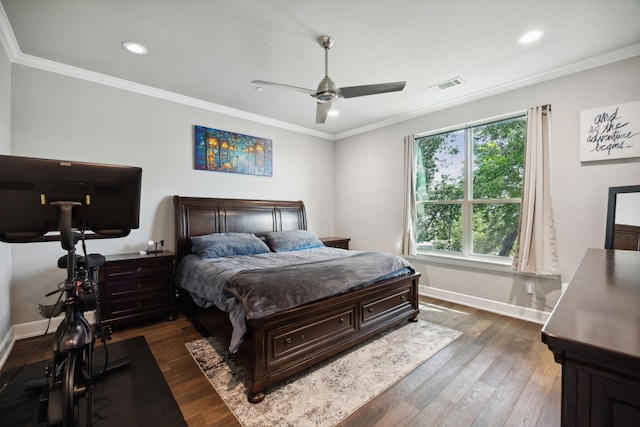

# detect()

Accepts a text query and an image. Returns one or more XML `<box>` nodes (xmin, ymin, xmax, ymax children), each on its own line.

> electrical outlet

<box><xmin>526</xmin><ymin>282</ymin><xmax>535</xmax><ymax>295</ymax></box>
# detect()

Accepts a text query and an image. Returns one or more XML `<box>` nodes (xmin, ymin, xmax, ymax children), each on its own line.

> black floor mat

<box><xmin>0</xmin><ymin>336</ymin><xmax>186</xmax><ymax>426</ymax></box>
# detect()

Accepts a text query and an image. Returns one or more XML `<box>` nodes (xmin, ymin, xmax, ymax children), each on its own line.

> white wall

<box><xmin>0</xmin><ymin>33</ymin><xmax>12</xmax><ymax>362</ymax></box>
<box><xmin>335</xmin><ymin>56</ymin><xmax>640</xmax><ymax>317</ymax></box>
<box><xmin>8</xmin><ymin>64</ymin><xmax>336</xmax><ymax>327</ymax></box>
<box><xmin>4</xmin><ymin>48</ymin><xmax>639</xmax><ymax>342</ymax></box>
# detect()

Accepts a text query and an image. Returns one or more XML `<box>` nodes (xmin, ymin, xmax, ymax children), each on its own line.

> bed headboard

<box><xmin>173</xmin><ymin>196</ymin><xmax>307</xmax><ymax>261</ymax></box>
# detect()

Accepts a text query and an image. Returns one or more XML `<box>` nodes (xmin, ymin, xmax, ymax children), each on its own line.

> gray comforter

<box><xmin>175</xmin><ymin>247</ymin><xmax>413</xmax><ymax>352</ymax></box>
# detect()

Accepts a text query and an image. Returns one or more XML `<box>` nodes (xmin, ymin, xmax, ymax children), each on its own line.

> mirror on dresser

<box><xmin>605</xmin><ymin>185</ymin><xmax>640</xmax><ymax>250</ymax></box>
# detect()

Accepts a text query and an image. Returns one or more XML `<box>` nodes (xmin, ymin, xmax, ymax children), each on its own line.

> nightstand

<box><xmin>98</xmin><ymin>251</ymin><xmax>176</xmax><ymax>327</ymax></box>
<box><xmin>319</xmin><ymin>237</ymin><xmax>351</xmax><ymax>250</ymax></box>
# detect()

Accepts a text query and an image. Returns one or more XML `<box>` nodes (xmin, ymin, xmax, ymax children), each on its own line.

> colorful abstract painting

<box><xmin>194</xmin><ymin>126</ymin><xmax>273</xmax><ymax>176</ymax></box>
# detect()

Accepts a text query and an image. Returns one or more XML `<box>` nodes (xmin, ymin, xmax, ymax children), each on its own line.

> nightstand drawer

<box><xmin>106</xmin><ymin>276</ymin><xmax>169</xmax><ymax>298</ymax></box>
<box><xmin>105</xmin><ymin>292</ymin><xmax>169</xmax><ymax>319</ymax></box>
<box><xmin>103</xmin><ymin>259</ymin><xmax>171</xmax><ymax>280</ymax></box>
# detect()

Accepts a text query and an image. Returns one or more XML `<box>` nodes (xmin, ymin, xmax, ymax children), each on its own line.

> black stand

<box><xmin>34</xmin><ymin>201</ymin><xmax>130</xmax><ymax>424</ymax></box>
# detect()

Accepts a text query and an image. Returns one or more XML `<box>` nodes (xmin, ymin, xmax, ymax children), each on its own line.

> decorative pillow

<box><xmin>264</xmin><ymin>230</ymin><xmax>324</xmax><ymax>252</ymax></box>
<box><xmin>191</xmin><ymin>232</ymin><xmax>270</xmax><ymax>258</ymax></box>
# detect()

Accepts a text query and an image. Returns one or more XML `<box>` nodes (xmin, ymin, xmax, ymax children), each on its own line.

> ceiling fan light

<box><xmin>316</xmin><ymin>91</ymin><xmax>336</xmax><ymax>103</ymax></box>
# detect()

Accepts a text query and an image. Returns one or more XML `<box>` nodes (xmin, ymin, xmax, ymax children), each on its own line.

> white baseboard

<box><xmin>419</xmin><ymin>285</ymin><xmax>550</xmax><ymax>325</ymax></box>
<box><xmin>13</xmin><ymin>311</ymin><xmax>97</xmax><ymax>341</ymax></box>
<box><xmin>0</xmin><ymin>312</ymin><xmax>96</xmax><ymax>371</ymax></box>
<box><xmin>2</xmin><ymin>291</ymin><xmax>549</xmax><ymax>370</ymax></box>
<box><xmin>0</xmin><ymin>326</ymin><xmax>15</xmax><ymax>371</ymax></box>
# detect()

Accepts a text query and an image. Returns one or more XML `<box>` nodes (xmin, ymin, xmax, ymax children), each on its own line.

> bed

<box><xmin>173</xmin><ymin>196</ymin><xmax>421</xmax><ymax>403</ymax></box>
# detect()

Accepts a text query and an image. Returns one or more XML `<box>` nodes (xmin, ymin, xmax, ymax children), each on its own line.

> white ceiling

<box><xmin>1</xmin><ymin>0</ymin><xmax>639</xmax><ymax>139</ymax></box>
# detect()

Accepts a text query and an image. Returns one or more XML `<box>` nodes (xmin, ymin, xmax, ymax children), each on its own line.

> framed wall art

<box><xmin>194</xmin><ymin>125</ymin><xmax>273</xmax><ymax>176</ymax></box>
<box><xmin>580</xmin><ymin>100</ymin><xmax>640</xmax><ymax>162</ymax></box>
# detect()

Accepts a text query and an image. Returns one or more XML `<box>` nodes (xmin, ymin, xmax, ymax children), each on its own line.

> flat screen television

<box><xmin>0</xmin><ymin>155</ymin><xmax>142</xmax><ymax>243</ymax></box>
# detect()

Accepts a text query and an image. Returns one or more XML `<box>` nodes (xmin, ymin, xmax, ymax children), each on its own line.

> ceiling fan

<box><xmin>252</xmin><ymin>36</ymin><xmax>406</xmax><ymax>124</ymax></box>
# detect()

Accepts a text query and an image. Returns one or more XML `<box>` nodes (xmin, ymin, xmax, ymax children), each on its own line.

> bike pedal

<box><xmin>38</xmin><ymin>391</ymin><xmax>48</xmax><ymax>423</ymax></box>
<box><xmin>99</xmin><ymin>325</ymin><xmax>113</xmax><ymax>341</ymax></box>
<box><xmin>46</xmin><ymin>384</ymin><xmax>63</xmax><ymax>426</ymax></box>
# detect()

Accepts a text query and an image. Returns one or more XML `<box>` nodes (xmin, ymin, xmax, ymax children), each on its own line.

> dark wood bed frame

<box><xmin>174</xmin><ymin>196</ymin><xmax>421</xmax><ymax>403</ymax></box>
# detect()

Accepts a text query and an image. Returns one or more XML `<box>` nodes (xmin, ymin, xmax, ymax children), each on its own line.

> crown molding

<box><xmin>0</xmin><ymin>3</ymin><xmax>333</xmax><ymax>141</ymax></box>
<box><xmin>335</xmin><ymin>42</ymin><xmax>640</xmax><ymax>140</ymax></box>
<box><xmin>0</xmin><ymin>3</ymin><xmax>19</xmax><ymax>60</ymax></box>
<box><xmin>13</xmin><ymin>54</ymin><xmax>335</xmax><ymax>140</ymax></box>
<box><xmin>2</xmin><ymin>1</ymin><xmax>637</xmax><ymax>142</ymax></box>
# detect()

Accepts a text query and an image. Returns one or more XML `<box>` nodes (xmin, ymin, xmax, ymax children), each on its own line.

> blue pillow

<box><xmin>265</xmin><ymin>230</ymin><xmax>324</xmax><ymax>252</ymax></box>
<box><xmin>191</xmin><ymin>232</ymin><xmax>270</xmax><ymax>258</ymax></box>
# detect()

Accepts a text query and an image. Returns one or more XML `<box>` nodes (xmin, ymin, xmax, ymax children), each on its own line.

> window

<box><xmin>415</xmin><ymin>114</ymin><xmax>526</xmax><ymax>259</ymax></box>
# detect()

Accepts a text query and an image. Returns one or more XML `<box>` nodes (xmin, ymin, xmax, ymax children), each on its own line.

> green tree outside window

<box><xmin>415</xmin><ymin>115</ymin><xmax>525</xmax><ymax>258</ymax></box>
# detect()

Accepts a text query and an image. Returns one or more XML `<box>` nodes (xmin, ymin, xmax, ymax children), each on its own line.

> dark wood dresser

<box><xmin>320</xmin><ymin>236</ymin><xmax>350</xmax><ymax>249</ymax></box>
<box><xmin>613</xmin><ymin>224</ymin><xmax>640</xmax><ymax>251</ymax></box>
<box><xmin>98</xmin><ymin>251</ymin><xmax>176</xmax><ymax>327</ymax></box>
<box><xmin>541</xmin><ymin>248</ymin><xmax>640</xmax><ymax>427</ymax></box>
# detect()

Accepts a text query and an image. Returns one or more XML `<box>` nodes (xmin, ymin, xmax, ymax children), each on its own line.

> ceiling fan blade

<box><xmin>316</xmin><ymin>102</ymin><xmax>332</xmax><ymax>124</ymax></box>
<box><xmin>252</xmin><ymin>80</ymin><xmax>316</xmax><ymax>96</ymax></box>
<box><xmin>338</xmin><ymin>81</ymin><xmax>406</xmax><ymax>98</ymax></box>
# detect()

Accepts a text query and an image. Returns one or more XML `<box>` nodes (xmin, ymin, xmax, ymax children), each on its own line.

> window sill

<box><xmin>403</xmin><ymin>251</ymin><xmax>515</xmax><ymax>275</ymax></box>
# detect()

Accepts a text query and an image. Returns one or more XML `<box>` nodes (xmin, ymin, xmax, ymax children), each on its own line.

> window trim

<box><xmin>414</xmin><ymin>110</ymin><xmax>526</xmax><ymax>260</ymax></box>
<box><xmin>414</xmin><ymin>110</ymin><xmax>526</xmax><ymax>139</ymax></box>
<box><xmin>403</xmin><ymin>251</ymin><xmax>514</xmax><ymax>273</ymax></box>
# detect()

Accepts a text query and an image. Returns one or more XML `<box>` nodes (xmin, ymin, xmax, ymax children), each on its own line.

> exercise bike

<box><xmin>37</xmin><ymin>202</ymin><xmax>113</xmax><ymax>426</ymax></box>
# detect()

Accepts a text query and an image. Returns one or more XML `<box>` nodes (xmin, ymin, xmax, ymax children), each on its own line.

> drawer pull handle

<box><xmin>368</xmin><ymin>307</ymin><xmax>374</xmax><ymax>313</ymax></box>
<box><xmin>137</xmin><ymin>302</ymin><xmax>142</xmax><ymax>308</ymax></box>
<box><xmin>284</xmin><ymin>338</ymin><xmax>292</xmax><ymax>346</ymax></box>
<box><xmin>136</xmin><ymin>267</ymin><xmax>142</xmax><ymax>272</ymax></box>
<box><xmin>137</xmin><ymin>283</ymin><xmax>142</xmax><ymax>290</ymax></box>
<box><xmin>339</xmin><ymin>317</ymin><xmax>345</xmax><ymax>324</ymax></box>
<box><xmin>401</xmin><ymin>295</ymin><xmax>406</xmax><ymax>302</ymax></box>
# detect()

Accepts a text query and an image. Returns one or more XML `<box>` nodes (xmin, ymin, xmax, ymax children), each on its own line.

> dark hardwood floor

<box><xmin>1</xmin><ymin>297</ymin><xmax>560</xmax><ymax>426</ymax></box>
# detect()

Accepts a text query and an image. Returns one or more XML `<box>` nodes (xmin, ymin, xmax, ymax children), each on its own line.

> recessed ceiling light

<box><xmin>122</xmin><ymin>41</ymin><xmax>148</xmax><ymax>54</ymax></box>
<box><xmin>518</xmin><ymin>30</ymin><xmax>543</xmax><ymax>45</ymax></box>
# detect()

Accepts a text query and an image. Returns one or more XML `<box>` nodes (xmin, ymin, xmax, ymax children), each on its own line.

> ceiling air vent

<box><xmin>429</xmin><ymin>77</ymin><xmax>465</xmax><ymax>92</ymax></box>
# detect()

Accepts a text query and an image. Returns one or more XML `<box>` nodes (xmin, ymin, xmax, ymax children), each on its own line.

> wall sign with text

<box><xmin>580</xmin><ymin>100</ymin><xmax>640</xmax><ymax>162</ymax></box>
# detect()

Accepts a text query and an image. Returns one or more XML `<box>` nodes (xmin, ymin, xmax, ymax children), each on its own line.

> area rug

<box><xmin>186</xmin><ymin>319</ymin><xmax>462</xmax><ymax>427</ymax></box>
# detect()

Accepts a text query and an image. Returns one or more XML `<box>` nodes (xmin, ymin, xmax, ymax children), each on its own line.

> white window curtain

<box><xmin>512</xmin><ymin>105</ymin><xmax>560</xmax><ymax>276</ymax></box>
<box><xmin>402</xmin><ymin>135</ymin><xmax>417</xmax><ymax>256</ymax></box>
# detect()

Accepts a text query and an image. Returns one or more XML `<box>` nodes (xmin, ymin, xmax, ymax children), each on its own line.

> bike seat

<box><xmin>57</xmin><ymin>253</ymin><xmax>106</xmax><ymax>269</ymax></box>
<box><xmin>84</xmin><ymin>254</ymin><xmax>106</xmax><ymax>268</ymax></box>
<box><xmin>57</xmin><ymin>254</ymin><xmax>76</xmax><ymax>269</ymax></box>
